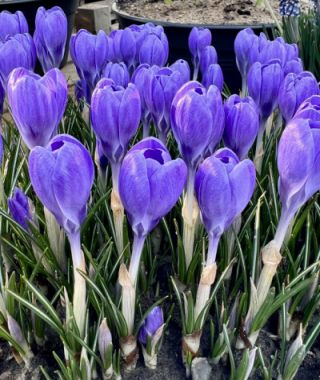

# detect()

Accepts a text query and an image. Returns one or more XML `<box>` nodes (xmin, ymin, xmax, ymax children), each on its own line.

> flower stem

<box><xmin>128</xmin><ymin>235</ymin><xmax>146</xmax><ymax>286</ymax></box>
<box><xmin>254</xmin><ymin>118</ymin><xmax>267</xmax><ymax>174</ymax></box>
<box><xmin>182</xmin><ymin>168</ymin><xmax>199</xmax><ymax>269</ymax></box>
<box><xmin>274</xmin><ymin>207</ymin><xmax>295</xmax><ymax>251</ymax></box>
<box><xmin>68</xmin><ymin>231</ymin><xmax>86</xmax><ymax>338</ymax></box>
<box><xmin>241</xmin><ymin>75</ymin><xmax>247</xmax><ymax>96</ymax></box>
<box><xmin>111</xmin><ymin>162</ymin><xmax>124</xmax><ymax>256</ymax></box>
<box><xmin>193</xmin><ymin>61</ymin><xmax>199</xmax><ymax>81</ymax></box>
<box><xmin>142</xmin><ymin>118</ymin><xmax>150</xmax><ymax>139</ymax></box>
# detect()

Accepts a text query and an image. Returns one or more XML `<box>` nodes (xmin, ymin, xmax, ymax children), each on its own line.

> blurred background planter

<box><xmin>0</xmin><ymin>0</ymin><xmax>80</xmax><ymax>66</ymax></box>
<box><xmin>112</xmin><ymin>2</ymin><xmax>275</xmax><ymax>93</ymax></box>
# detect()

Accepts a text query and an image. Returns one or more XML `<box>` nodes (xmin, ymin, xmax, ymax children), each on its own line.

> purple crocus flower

<box><xmin>248</xmin><ymin>32</ymin><xmax>268</xmax><ymax>67</ymax></box>
<box><xmin>70</xmin><ymin>29</ymin><xmax>110</xmax><ymax>96</ymax></box>
<box><xmin>223</xmin><ymin>95</ymin><xmax>259</xmax><ymax>160</ymax></box>
<box><xmin>0</xmin><ymin>33</ymin><xmax>36</xmax><ymax>85</ymax></box>
<box><xmin>234</xmin><ymin>28</ymin><xmax>256</xmax><ymax>84</ymax></box>
<box><xmin>248</xmin><ymin>59</ymin><xmax>284</xmax><ymax>121</ymax></box>
<box><xmin>278</xmin><ymin>71</ymin><xmax>319</xmax><ymax>122</ymax></box>
<box><xmin>199</xmin><ymin>45</ymin><xmax>218</xmax><ymax>76</ymax></box>
<box><xmin>110</xmin><ymin>28</ymin><xmax>136</xmax><ymax>70</ymax></box>
<box><xmin>139</xmin><ymin>33</ymin><xmax>169</xmax><ymax>67</ymax></box>
<box><xmin>293</xmin><ymin>95</ymin><xmax>320</xmax><ymax>121</ymax></box>
<box><xmin>138</xmin><ymin>306</ymin><xmax>164</xmax><ymax>346</ymax></box>
<box><xmin>170</xmin><ymin>59</ymin><xmax>191</xmax><ymax>84</ymax></box>
<box><xmin>275</xmin><ymin>108</ymin><xmax>320</xmax><ymax>248</ymax></box>
<box><xmin>188</xmin><ymin>27</ymin><xmax>212</xmax><ymax>80</ymax></box>
<box><xmin>119</xmin><ymin>137</ymin><xmax>187</xmax><ymax>239</ymax></box>
<box><xmin>258</xmin><ymin>38</ymin><xmax>287</xmax><ymax>67</ymax></box>
<box><xmin>283</xmin><ymin>58</ymin><xmax>303</xmax><ymax>76</ymax></box>
<box><xmin>103</xmin><ymin>62</ymin><xmax>129</xmax><ymax>88</ymax></box>
<box><xmin>75</xmin><ymin>79</ymin><xmax>91</xmax><ymax>106</ymax></box>
<box><xmin>7</xmin><ymin>67</ymin><xmax>68</xmax><ymax>149</ymax></box>
<box><xmin>145</xmin><ymin>67</ymin><xmax>184</xmax><ymax>142</ymax></box>
<box><xmin>0</xmin><ymin>10</ymin><xmax>28</xmax><ymax>42</ymax></box>
<box><xmin>202</xmin><ymin>63</ymin><xmax>224</xmax><ymax>91</ymax></box>
<box><xmin>33</xmin><ymin>6</ymin><xmax>67</xmax><ymax>72</ymax></box>
<box><xmin>90</xmin><ymin>78</ymin><xmax>141</xmax><ymax>176</ymax></box>
<box><xmin>195</xmin><ymin>148</ymin><xmax>256</xmax><ymax>263</ymax></box>
<box><xmin>8</xmin><ymin>188</ymin><xmax>31</xmax><ymax>230</ymax></box>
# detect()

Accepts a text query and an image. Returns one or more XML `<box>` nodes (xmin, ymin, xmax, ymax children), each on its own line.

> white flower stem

<box><xmin>182</xmin><ymin>168</ymin><xmax>199</xmax><ymax>269</ymax></box>
<box><xmin>241</xmin><ymin>75</ymin><xmax>247</xmax><ymax>96</ymax></box>
<box><xmin>68</xmin><ymin>231</ymin><xmax>86</xmax><ymax>338</ymax></box>
<box><xmin>254</xmin><ymin>119</ymin><xmax>267</xmax><ymax>174</ymax></box>
<box><xmin>142</xmin><ymin>119</ymin><xmax>150</xmax><ymax>139</ymax></box>
<box><xmin>111</xmin><ymin>162</ymin><xmax>124</xmax><ymax>256</ymax></box>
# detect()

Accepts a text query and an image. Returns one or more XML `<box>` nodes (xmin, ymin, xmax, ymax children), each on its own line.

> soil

<box><xmin>117</xmin><ymin>0</ymin><xmax>311</xmax><ymax>26</ymax></box>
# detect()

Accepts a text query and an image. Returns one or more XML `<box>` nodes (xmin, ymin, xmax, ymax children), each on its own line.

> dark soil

<box><xmin>117</xmin><ymin>0</ymin><xmax>281</xmax><ymax>25</ymax></box>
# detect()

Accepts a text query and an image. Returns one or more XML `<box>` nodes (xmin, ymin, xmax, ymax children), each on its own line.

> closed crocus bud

<box><xmin>8</xmin><ymin>188</ymin><xmax>32</xmax><ymax>230</ymax></box>
<box><xmin>275</xmin><ymin>114</ymin><xmax>320</xmax><ymax>248</ymax></box>
<box><xmin>111</xmin><ymin>28</ymin><xmax>136</xmax><ymax>69</ymax></box>
<box><xmin>248</xmin><ymin>32</ymin><xmax>267</xmax><ymax>67</ymax></box>
<box><xmin>119</xmin><ymin>137</ymin><xmax>187</xmax><ymax>237</ymax></box>
<box><xmin>224</xmin><ymin>95</ymin><xmax>259</xmax><ymax>159</ymax></box>
<box><xmin>145</xmin><ymin>67</ymin><xmax>184</xmax><ymax>142</ymax></box>
<box><xmin>199</xmin><ymin>45</ymin><xmax>218</xmax><ymax>76</ymax></box>
<box><xmin>139</xmin><ymin>306</ymin><xmax>164</xmax><ymax>369</ymax></box>
<box><xmin>259</xmin><ymin>38</ymin><xmax>287</xmax><ymax>66</ymax></box>
<box><xmin>189</xmin><ymin>27</ymin><xmax>212</xmax><ymax>74</ymax></box>
<box><xmin>170</xmin><ymin>59</ymin><xmax>191</xmax><ymax>84</ymax></box>
<box><xmin>285</xmin><ymin>42</ymin><xmax>299</xmax><ymax>62</ymax></box>
<box><xmin>234</xmin><ymin>28</ymin><xmax>256</xmax><ymax>79</ymax></box>
<box><xmin>90</xmin><ymin>78</ymin><xmax>141</xmax><ymax>165</ymax></box>
<box><xmin>202</xmin><ymin>63</ymin><xmax>224</xmax><ymax>91</ymax></box>
<box><xmin>293</xmin><ymin>94</ymin><xmax>320</xmax><ymax>121</ymax></box>
<box><xmin>283</xmin><ymin>58</ymin><xmax>303</xmax><ymax>76</ymax></box>
<box><xmin>0</xmin><ymin>33</ymin><xmax>36</xmax><ymax>84</ymax></box>
<box><xmin>139</xmin><ymin>33</ymin><xmax>169</xmax><ymax>67</ymax></box>
<box><xmin>70</xmin><ymin>29</ymin><xmax>110</xmax><ymax>94</ymax></box>
<box><xmin>0</xmin><ymin>10</ymin><xmax>28</xmax><ymax>41</ymax></box>
<box><xmin>103</xmin><ymin>62</ymin><xmax>129</xmax><ymax>87</ymax></box>
<box><xmin>171</xmin><ymin>81</ymin><xmax>218</xmax><ymax>168</ymax></box>
<box><xmin>248</xmin><ymin>59</ymin><xmax>284</xmax><ymax>121</ymax></box>
<box><xmin>28</xmin><ymin>134</ymin><xmax>94</xmax><ymax>235</ymax></box>
<box><xmin>7</xmin><ymin>67</ymin><xmax>68</xmax><ymax>149</ymax></box>
<box><xmin>33</xmin><ymin>6</ymin><xmax>67</xmax><ymax>72</ymax></box>
<box><xmin>278</xmin><ymin>71</ymin><xmax>320</xmax><ymax>122</ymax></box>
<box><xmin>98</xmin><ymin>318</ymin><xmax>113</xmax><ymax>378</ymax></box>
<box><xmin>195</xmin><ymin>148</ymin><xmax>256</xmax><ymax>246</ymax></box>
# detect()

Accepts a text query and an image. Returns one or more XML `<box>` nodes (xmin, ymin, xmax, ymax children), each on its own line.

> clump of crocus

<box><xmin>91</xmin><ymin>78</ymin><xmax>141</xmax><ymax>255</ymax></box>
<box><xmin>243</xmin><ymin>96</ymin><xmax>320</xmax><ymax>346</ymax></box>
<box><xmin>28</xmin><ymin>134</ymin><xmax>94</xmax><ymax>338</ymax></box>
<box><xmin>0</xmin><ymin>33</ymin><xmax>36</xmax><ymax>85</ymax></box>
<box><xmin>202</xmin><ymin>63</ymin><xmax>224</xmax><ymax>91</ymax></box>
<box><xmin>247</xmin><ymin>59</ymin><xmax>283</xmax><ymax>173</ymax></box>
<box><xmin>138</xmin><ymin>306</ymin><xmax>164</xmax><ymax>369</ymax></box>
<box><xmin>98</xmin><ymin>318</ymin><xmax>113</xmax><ymax>380</ymax></box>
<box><xmin>33</xmin><ymin>6</ymin><xmax>67</xmax><ymax>72</ymax></box>
<box><xmin>223</xmin><ymin>94</ymin><xmax>259</xmax><ymax>159</ymax></box>
<box><xmin>145</xmin><ymin>66</ymin><xmax>184</xmax><ymax>143</ymax></box>
<box><xmin>0</xmin><ymin>10</ymin><xmax>28</xmax><ymax>41</ymax></box>
<box><xmin>188</xmin><ymin>27</ymin><xmax>212</xmax><ymax>80</ymax></box>
<box><xmin>234</xmin><ymin>28</ymin><xmax>256</xmax><ymax>93</ymax></box>
<box><xmin>171</xmin><ymin>81</ymin><xmax>224</xmax><ymax>268</ymax></box>
<box><xmin>103</xmin><ymin>62</ymin><xmax>130</xmax><ymax>88</ymax></box>
<box><xmin>7</xmin><ymin>67</ymin><xmax>68</xmax><ymax>149</ymax></box>
<box><xmin>183</xmin><ymin>148</ymin><xmax>255</xmax><ymax>361</ymax></box>
<box><xmin>70</xmin><ymin>29</ymin><xmax>110</xmax><ymax>101</ymax></box>
<box><xmin>278</xmin><ymin>71</ymin><xmax>319</xmax><ymax>122</ymax></box>
<box><xmin>118</xmin><ymin>138</ymin><xmax>187</xmax><ymax>369</ymax></box>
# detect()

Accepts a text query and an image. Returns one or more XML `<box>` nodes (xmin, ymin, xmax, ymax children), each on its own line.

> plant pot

<box><xmin>112</xmin><ymin>2</ymin><xmax>275</xmax><ymax>93</ymax></box>
<box><xmin>0</xmin><ymin>0</ymin><xmax>80</xmax><ymax>67</ymax></box>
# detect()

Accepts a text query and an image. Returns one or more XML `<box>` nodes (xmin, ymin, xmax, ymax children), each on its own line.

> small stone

<box><xmin>0</xmin><ymin>371</ymin><xmax>11</xmax><ymax>380</ymax></box>
<box><xmin>191</xmin><ymin>357</ymin><xmax>212</xmax><ymax>380</ymax></box>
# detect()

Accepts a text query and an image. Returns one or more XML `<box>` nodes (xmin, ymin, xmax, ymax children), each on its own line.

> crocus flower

<box><xmin>195</xmin><ymin>148</ymin><xmax>256</xmax><ymax>263</ymax></box>
<box><xmin>110</xmin><ymin>28</ymin><xmax>136</xmax><ymax>70</ymax></box>
<box><xmin>7</xmin><ymin>67</ymin><xmax>68</xmax><ymax>149</ymax></box>
<box><xmin>29</xmin><ymin>134</ymin><xmax>94</xmax><ymax>336</ymax></box>
<box><xmin>98</xmin><ymin>318</ymin><xmax>113</xmax><ymax>377</ymax></box>
<box><xmin>248</xmin><ymin>32</ymin><xmax>268</xmax><ymax>67</ymax></box>
<box><xmin>234</xmin><ymin>28</ymin><xmax>256</xmax><ymax>84</ymax></box>
<box><xmin>70</xmin><ymin>29</ymin><xmax>110</xmax><ymax>97</ymax></box>
<box><xmin>119</xmin><ymin>137</ymin><xmax>187</xmax><ymax>240</ymax></box>
<box><xmin>188</xmin><ymin>27</ymin><xmax>212</xmax><ymax>79</ymax></box>
<box><xmin>33</xmin><ymin>6</ymin><xmax>67</xmax><ymax>72</ymax></box>
<box><xmin>0</xmin><ymin>33</ymin><xmax>36</xmax><ymax>85</ymax></box>
<box><xmin>283</xmin><ymin>58</ymin><xmax>303</xmax><ymax>76</ymax></box>
<box><xmin>199</xmin><ymin>45</ymin><xmax>218</xmax><ymax>76</ymax></box>
<box><xmin>202</xmin><ymin>63</ymin><xmax>224</xmax><ymax>91</ymax></box>
<box><xmin>223</xmin><ymin>95</ymin><xmax>259</xmax><ymax>159</ymax></box>
<box><xmin>145</xmin><ymin>67</ymin><xmax>184</xmax><ymax>142</ymax></box>
<box><xmin>278</xmin><ymin>71</ymin><xmax>319</xmax><ymax>122</ymax></box>
<box><xmin>248</xmin><ymin>59</ymin><xmax>284</xmax><ymax>121</ymax></box>
<box><xmin>285</xmin><ymin>42</ymin><xmax>299</xmax><ymax>62</ymax></box>
<box><xmin>8</xmin><ymin>188</ymin><xmax>31</xmax><ymax>230</ymax></box>
<box><xmin>170</xmin><ymin>59</ymin><xmax>191</xmax><ymax>84</ymax></box>
<box><xmin>258</xmin><ymin>38</ymin><xmax>287</xmax><ymax>67</ymax></box>
<box><xmin>293</xmin><ymin>94</ymin><xmax>320</xmax><ymax>121</ymax></box>
<box><xmin>139</xmin><ymin>33</ymin><xmax>169</xmax><ymax>67</ymax></box>
<box><xmin>103</xmin><ymin>62</ymin><xmax>129</xmax><ymax>88</ymax></box>
<box><xmin>0</xmin><ymin>11</ymin><xmax>28</xmax><ymax>41</ymax></box>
